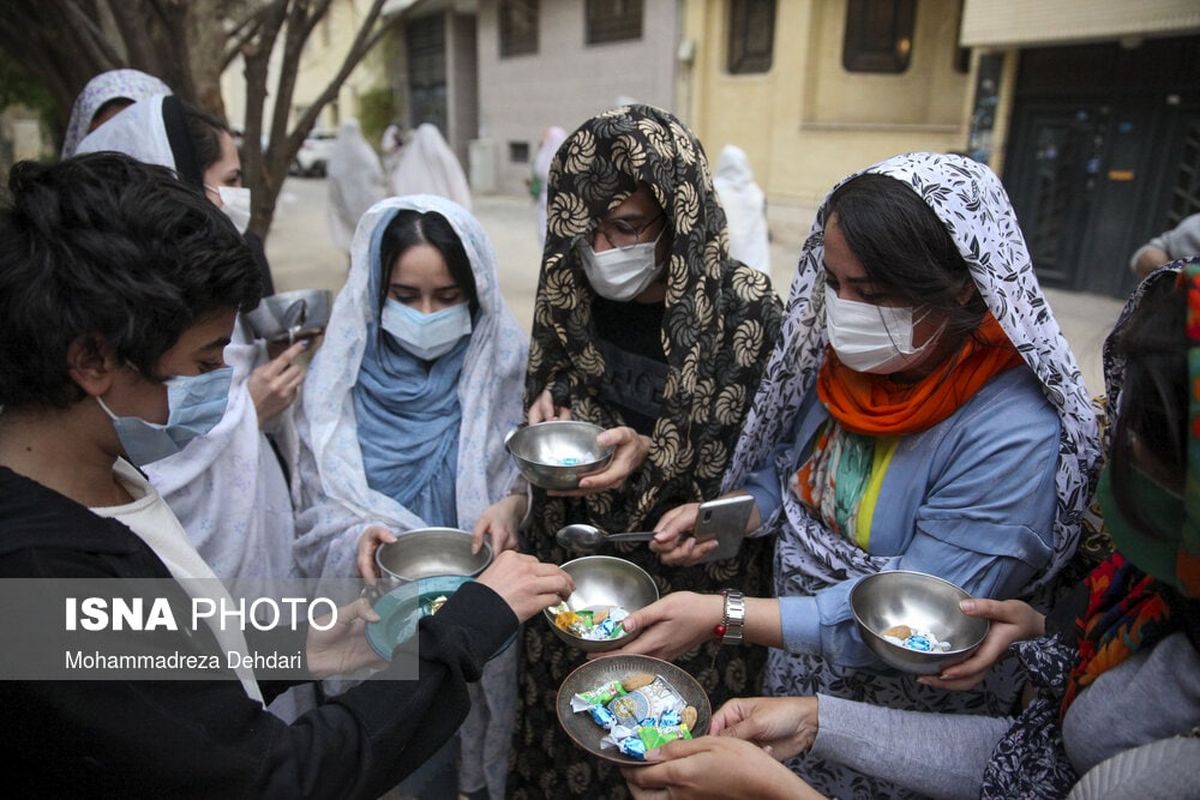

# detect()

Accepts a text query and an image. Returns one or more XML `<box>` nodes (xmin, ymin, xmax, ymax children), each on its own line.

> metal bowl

<box><xmin>374</xmin><ymin>527</ymin><xmax>493</xmax><ymax>591</ymax></box>
<box><xmin>243</xmin><ymin>288</ymin><xmax>332</xmax><ymax>343</ymax></box>
<box><xmin>506</xmin><ymin>421</ymin><xmax>615</xmax><ymax>491</ymax></box>
<box><xmin>366</xmin><ymin>575</ymin><xmax>468</xmax><ymax>660</ymax></box>
<box><xmin>850</xmin><ymin>570</ymin><xmax>990</xmax><ymax>675</ymax></box>
<box><xmin>556</xmin><ymin>654</ymin><xmax>711</xmax><ymax>766</ymax></box>
<box><xmin>544</xmin><ymin>555</ymin><xmax>660</xmax><ymax>653</ymax></box>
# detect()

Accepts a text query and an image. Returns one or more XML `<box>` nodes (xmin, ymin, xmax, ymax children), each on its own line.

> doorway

<box><xmin>1003</xmin><ymin>35</ymin><xmax>1200</xmax><ymax>297</ymax></box>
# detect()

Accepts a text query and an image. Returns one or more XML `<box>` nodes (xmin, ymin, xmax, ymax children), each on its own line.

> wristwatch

<box><xmin>714</xmin><ymin>589</ymin><xmax>745</xmax><ymax>645</ymax></box>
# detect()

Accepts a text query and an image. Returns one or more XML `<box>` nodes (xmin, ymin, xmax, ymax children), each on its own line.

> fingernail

<box><xmin>959</xmin><ymin>599</ymin><xmax>975</xmax><ymax>613</ymax></box>
<box><xmin>622</xmin><ymin>618</ymin><xmax>636</xmax><ymax>633</ymax></box>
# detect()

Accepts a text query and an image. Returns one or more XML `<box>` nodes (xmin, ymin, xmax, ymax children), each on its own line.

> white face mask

<box><xmin>207</xmin><ymin>185</ymin><xmax>251</xmax><ymax>235</ymax></box>
<box><xmin>380</xmin><ymin>298</ymin><xmax>472</xmax><ymax>361</ymax></box>
<box><xmin>579</xmin><ymin>230</ymin><xmax>665</xmax><ymax>302</ymax></box>
<box><xmin>824</xmin><ymin>286</ymin><xmax>942</xmax><ymax>374</ymax></box>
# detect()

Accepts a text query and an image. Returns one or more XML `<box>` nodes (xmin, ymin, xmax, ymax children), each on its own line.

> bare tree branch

<box><xmin>222</xmin><ymin>16</ymin><xmax>264</xmax><ymax>73</ymax></box>
<box><xmin>59</xmin><ymin>0</ymin><xmax>126</xmax><ymax>70</ymax></box>
<box><xmin>105</xmin><ymin>0</ymin><xmax>159</xmax><ymax>76</ymax></box>
<box><xmin>287</xmin><ymin>0</ymin><xmax>391</xmax><ymax>158</ymax></box>
<box><xmin>302</xmin><ymin>0</ymin><xmax>335</xmax><ymax>40</ymax></box>
<box><xmin>240</xmin><ymin>0</ymin><xmax>290</xmax><ymax>230</ymax></box>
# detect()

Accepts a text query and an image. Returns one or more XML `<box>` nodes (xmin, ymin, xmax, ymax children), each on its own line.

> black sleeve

<box><xmin>3</xmin><ymin>542</ymin><xmax>518</xmax><ymax>800</ymax></box>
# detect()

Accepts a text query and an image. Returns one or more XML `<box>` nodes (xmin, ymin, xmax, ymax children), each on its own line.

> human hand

<box><xmin>476</xmin><ymin>550</ymin><xmax>574</xmax><ymax>623</ymax></box>
<box><xmin>305</xmin><ymin>596</ymin><xmax>387</xmax><ymax>678</ymax></box>
<box><xmin>710</xmin><ymin>696</ymin><xmax>819</xmax><ymax>761</ymax></box>
<box><xmin>471</xmin><ymin>494</ymin><xmax>526</xmax><ymax>554</ymax></box>
<box><xmin>916</xmin><ymin>597</ymin><xmax>1045</xmax><ymax>691</ymax></box>
<box><xmin>550</xmin><ymin>426</ymin><xmax>650</xmax><ymax>497</ymax></box>
<box><xmin>623</xmin><ymin>735</ymin><xmax>822</xmax><ymax>799</ymax></box>
<box><xmin>649</xmin><ymin>502</ymin><xmax>717</xmax><ymax>566</ymax></box>
<box><xmin>527</xmin><ymin>388</ymin><xmax>572</xmax><ymax>424</ymax></box>
<box><xmin>588</xmin><ymin>592</ymin><xmax>720</xmax><ymax>662</ymax></box>
<box><xmin>356</xmin><ymin>525</ymin><xmax>396</xmax><ymax>585</ymax></box>
<box><xmin>248</xmin><ymin>340</ymin><xmax>307</xmax><ymax>425</ymax></box>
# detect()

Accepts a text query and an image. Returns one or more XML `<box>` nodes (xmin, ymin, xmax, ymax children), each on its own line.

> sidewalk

<box><xmin>267</xmin><ymin>179</ymin><xmax>1122</xmax><ymax>398</ymax></box>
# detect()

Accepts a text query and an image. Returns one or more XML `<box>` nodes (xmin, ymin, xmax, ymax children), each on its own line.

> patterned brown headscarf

<box><xmin>511</xmin><ymin>105</ymin><xmax>781</xmax><ymax>799</ymax></box>
<box><xmin>526</xmin><ymin>104</ymin><xmax>782</xmax><ymax>531</ymax></box>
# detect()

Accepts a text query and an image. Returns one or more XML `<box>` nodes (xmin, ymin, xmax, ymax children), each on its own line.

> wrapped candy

<box><xmin>881</xmin><ymin>626</ymin><xmax>952</xmax><ymax>652</ymax></box>
<box><xmin>607</xmin><ymin>676</ymin><xmax>686</xmax><ymax>728</ymax></box>
<box><xmin>553</xmin><ymin>605</ymin><xmax>631</xmax><ymax>641</ymax></box>
<box><xmin>636</xmin><ymin>723</ymin><xmax>692</xmax><ymax>752</ymax></box>
<box><xmin>579</xmin><ymin>673</ymin><xmax>698</xmax><ymax>761</ymax></box>
<box><xmin>570</xmin><ymin>679</ymin><xmax>628</xmax><ymax>712</ymax></box>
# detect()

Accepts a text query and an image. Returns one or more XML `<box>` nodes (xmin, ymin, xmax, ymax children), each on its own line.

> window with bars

<box><xmin>843</xmin><ymin>0</ymin><xmax>916</xmax><ymax>74</ymax></box>
<box><xmin>499</xmin><ymin>0</ymin><xmax>538</xmax><ymax>58</ymax></box>
<box><xmin>585</xmin><ymin>0</ymin><xmax>642</xmax><ymax>45</ymax></box>
<box><xmin>728</xmin><ymin>0</ymin><xmax>776</xmax><ymax>74</ymax></box>
<box><xmin>509</xmin><ymin>141</ymin><xmax>530</xmax><ymax>162</ymax></box>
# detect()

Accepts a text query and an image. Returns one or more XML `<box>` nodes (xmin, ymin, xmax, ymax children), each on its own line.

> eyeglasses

<box><xmin>590</xmin><ymin>212</ymin><xmax>665</xmax><ymax>249</ymax></box>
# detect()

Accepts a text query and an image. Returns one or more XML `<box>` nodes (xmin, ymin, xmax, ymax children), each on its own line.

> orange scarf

<box><xmin>817</xmin><ymin>312</ymin><xmax>1023</xmax><ymax>436</ymax></box>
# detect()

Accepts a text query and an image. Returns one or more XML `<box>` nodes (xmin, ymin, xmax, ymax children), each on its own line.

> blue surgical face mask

<box><xmin>96</xmin><ymin>366</ymin><xmax>234</xmax><ymax>466</ymax></box>
<box><xmin>380</xmin><ymin>299</ymin><xmax>472</xmax><ymax>361</ymax></box>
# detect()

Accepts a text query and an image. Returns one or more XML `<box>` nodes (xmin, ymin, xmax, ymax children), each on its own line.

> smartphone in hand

<box><xmin>693</xmin><ymin>494</ymin><xmax>755</xmax><ymax>563</ymax></box>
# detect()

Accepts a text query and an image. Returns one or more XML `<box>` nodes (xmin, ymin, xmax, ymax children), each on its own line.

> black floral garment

<box><xmin>510</xmin><ymin>105</ymin><xmax>783</xmax><ymax>798</ymax></box>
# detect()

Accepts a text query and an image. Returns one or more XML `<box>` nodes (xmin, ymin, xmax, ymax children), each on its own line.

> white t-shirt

<box><xmin>90</xmin><ymin>460</ymin><xmax>265</xmax><ymax>704</ymax></box>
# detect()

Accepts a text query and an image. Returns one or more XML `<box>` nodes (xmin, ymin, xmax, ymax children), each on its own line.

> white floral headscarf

<box><xmin>62</xmin><ymin>69</ymin><xmax>171</xmax><ymax>157</ymax></box>
<box><xmin>723</xmin><ymin>152</ymin><xmax>1101</xmax><ymax>593</ymax></box>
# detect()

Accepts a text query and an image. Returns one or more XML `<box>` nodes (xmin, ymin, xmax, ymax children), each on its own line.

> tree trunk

<box><xmin>2</xmin><ymin>0</ymin><xmax>396</xmax><ymax>241</ymax></box>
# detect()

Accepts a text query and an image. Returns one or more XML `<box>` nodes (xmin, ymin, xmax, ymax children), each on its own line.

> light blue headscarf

<box><xmin>293</xmin><ymin>195</ymin><xmax>530</xmax><ymax>798</ymax></box>
<box><xmin>294</xmin><ymin>194</ymin><xmax>528</xmax><ymax>577</ymax></box>
<box><xmin>353</xmin><ymin>210</ymin><xmax>470</xmax><ymax>524</ymax></box>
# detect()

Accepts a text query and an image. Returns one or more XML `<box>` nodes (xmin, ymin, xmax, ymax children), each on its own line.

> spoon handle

<box><xmin>604</xmin><ymin>531</ymin><xmax>657</xmax><ymax>542</ymax></box>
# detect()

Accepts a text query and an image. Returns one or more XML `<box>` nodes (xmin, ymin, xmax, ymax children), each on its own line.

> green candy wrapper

<box><xmin>570</xmin><ymin>679</ymin><xmax>628</xmax><ymax>712</ymax></box>
<box><xmin>637</xmin><ymin>723</ymin><xmax>692</xmax><ymax>752</ymax></box>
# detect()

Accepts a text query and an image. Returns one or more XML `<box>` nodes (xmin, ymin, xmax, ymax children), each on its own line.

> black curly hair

<box><xmin>0</xmin><ymin>152</ymin><xmax>261</xmax><ymax>410</ymax></box>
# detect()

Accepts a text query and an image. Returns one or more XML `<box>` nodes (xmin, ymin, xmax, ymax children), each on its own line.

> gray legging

<box><xmin>810</xmin><ymin>693</ymin><xmax>1012</xmax><ymax>800</ymax></box>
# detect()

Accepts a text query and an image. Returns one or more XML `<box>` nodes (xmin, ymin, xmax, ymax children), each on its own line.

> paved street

<box><xmin>267</xmin><ymin>176</ymin><xmax>1124</xmax><ymax>398</ymax></box>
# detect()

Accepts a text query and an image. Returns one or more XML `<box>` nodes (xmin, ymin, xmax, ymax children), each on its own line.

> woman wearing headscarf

<box><xmin>531</xmin><ymin>126</ymin><xmax>567</xmax><ymax>250</ymax></box>
<box><xmin>292</xmin><ymin>195</ymin><xmax>531</xmax><ymax>799</ymax></box>
<box><xmin>75</xmin><ymin>95</ymin><xmax>303</xmax><ymax>592</ymax></box>
<box><xmin>713</xmin><ymin>144</ymin><xmax>770</xmax><ymax>275</ymax></box>
<box><xmin>388</xmin><ymin>123</ymin><xmax>472</xmax><ymax>210</ymax></box>
<box><xmin>326</xmin><ymin>118</ymin><xmax>387</xmax><ymax>252</ymax></box>
<box><xmin>509</xmin><ymin>104</ymin><xmax>783</xmax><ymax>798</ymax></box>
<box><xmin>61</xmin><ymin>68</ymin><xmax>172</xmax><ymax>157</ymax></box>
<box><xmin>614</xmin><ymin>153</ymin><xmax>1100</xmax><ymax>797</ymax></box>
<box><xmin>627</xmin><ymin>262</ymin><xmax>1200</xmax><ymax>800</ymax></box>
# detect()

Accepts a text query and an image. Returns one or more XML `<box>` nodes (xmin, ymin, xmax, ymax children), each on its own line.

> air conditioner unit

<box><xmin>469</xmin><ymin>138</ymin><xmax>499</xmax><ymax>194</ymax></box>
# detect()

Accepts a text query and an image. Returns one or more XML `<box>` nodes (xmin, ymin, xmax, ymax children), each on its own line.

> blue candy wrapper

<box><xmin>589</xmin><ymin>704</ymin><xmax>616</xmax><ymax>730</ymax></box>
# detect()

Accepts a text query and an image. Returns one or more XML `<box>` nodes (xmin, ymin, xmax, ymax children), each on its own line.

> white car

<box><xmin>291</xmin><ymin>129</ymin><xmax>337</xmax><ymax>177</ymax></box>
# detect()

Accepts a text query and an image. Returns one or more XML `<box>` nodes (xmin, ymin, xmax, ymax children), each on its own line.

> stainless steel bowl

<box><xmin>506</xmin><ymin>421</ymin><xmax>615</xmax><ymax>491</ymax></box>
<box><xmin>374</xmin><ymin>527</ymin><xmax>493</xmax><ymax>591</ymax></box>
<box><xmin>850</xmin><ymin>570</ymin><xmax>990</xmax><ymax>675</ymax></box>
<box><xmin>544</xmin><ymin>555</ymin><xmax>660</xmax><ymax>653</ymax></box>
<box><xmin>243</xmin><ymin>288</ymin><xmax>333</xmax><ymax>343</ymax></box>
<box><xmin>556</xmin><ymin>654</ymin><xmax>711</xmax><ymax>766</ymax></box>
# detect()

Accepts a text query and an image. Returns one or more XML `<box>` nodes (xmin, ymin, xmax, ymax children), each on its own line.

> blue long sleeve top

<box><xmin>744</xmin><ymin>367</ymin><xmax>1061</xmax><ymax>669</ymax></box>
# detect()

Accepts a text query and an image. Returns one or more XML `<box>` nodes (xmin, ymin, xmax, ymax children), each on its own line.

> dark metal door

<box><xmin>1004</xmin><ymin>103</ymin><xmax>1107</xmax><ymax>288</ymax></box>
<box><xmin>1002</xmin><ymin>35</ymin><xmax>1200</xmax><ymax>297</ymax></box>
<box><xmin>407</xmin><ymin>14</ymin><xmax>447</xmax><ymax>135</ymax></box>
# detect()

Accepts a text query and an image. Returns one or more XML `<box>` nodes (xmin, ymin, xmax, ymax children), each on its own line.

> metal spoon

<box><xmin>555</xmin><ymin>523</ymin><xmax>657</xmax><ymax>551</ymax></box>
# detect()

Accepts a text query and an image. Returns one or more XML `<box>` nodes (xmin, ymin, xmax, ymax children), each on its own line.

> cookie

<box><xmin>882</xmin><ymin>624</ymin><xmax>913</xmax><ymax>640</ymax></box>
<box><xmin>622</xmin><ymin>672</ymin><xmax>655</xmax><ymax>692</ymax></box>
<box><xmin>681</xmin><ymin>705</ymin><xmax>698</xmax><ymax>730</ymax></box>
